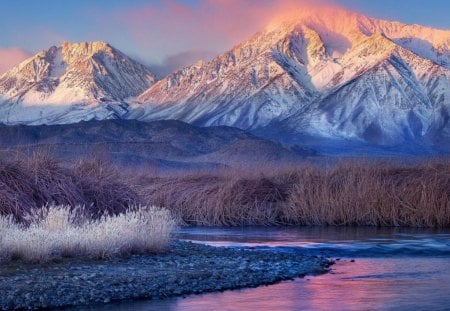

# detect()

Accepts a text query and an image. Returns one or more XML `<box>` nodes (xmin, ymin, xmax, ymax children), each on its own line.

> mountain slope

<box><xmin>133</xmin><ymin>7</ymin><xmax>450</xmax><ymax>145</ymax></box>
<box><xmin>277</xmin><ymin>33</ymin><xmax>450</xmax><ymax>145</ymax></box>
<box><xmin>132</xmin><ymin>21</ymin><xmax>320</xmax><ymax>129</ymax></box>
<box><xmin>0</xmin><ymin>41</ymin><xmax>155</xmax><ymax>125</ymax></box>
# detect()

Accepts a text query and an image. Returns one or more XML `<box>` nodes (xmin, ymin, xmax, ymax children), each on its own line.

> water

<box><xmin>94</xmin><ymin>227</ymin><xmax>450</xmax><ymax>311</ymax></box>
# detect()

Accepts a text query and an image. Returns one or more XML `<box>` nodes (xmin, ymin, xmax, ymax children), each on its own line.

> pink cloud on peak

<box><xmin>115</xmin><ymin>0</ymin><xmax>338</xmax><ymax>61</ymax></box>
<box><xmin>0</xmin><ymin>48</ymin><xmax>32</xmax><ymax>75</ymax></box>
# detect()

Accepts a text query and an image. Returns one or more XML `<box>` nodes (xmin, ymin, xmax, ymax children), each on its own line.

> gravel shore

<box><xmin>0</xmin><ymin>241</ymin><xmax>332</xmax><ymax>310</ymax></box>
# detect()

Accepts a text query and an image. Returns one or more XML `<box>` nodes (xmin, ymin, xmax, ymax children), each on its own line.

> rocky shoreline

<box><xmin>0</xmin><ymin>241</ymin><xmax>332</xmax><ymax>310</ymax></box>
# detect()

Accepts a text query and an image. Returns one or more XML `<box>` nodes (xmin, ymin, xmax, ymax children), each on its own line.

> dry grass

<box><xmin>139</xmin><ymin>160</ymin><xmax>450</xmax><ymax>227</ymax></box>
<box><xmin>1</xmin><ymin>150</ymin><xmax>449</xmax><ymax>228</ymax></box>
<box><xmin>0</xmin><ymin>205</ymin><xmax>176</xmax><ymax>263</ymax></box>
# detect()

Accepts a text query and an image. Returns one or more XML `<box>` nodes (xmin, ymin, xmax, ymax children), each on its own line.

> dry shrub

<box><xmin>0</xmin><ymin>205</ymin><xmax>176</xmax><ymax>264</ymax></box>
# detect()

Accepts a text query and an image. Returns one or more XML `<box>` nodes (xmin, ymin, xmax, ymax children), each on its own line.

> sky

<box><xmin>0</xmin><ymin>0</ymin><xmax>449</xmax><ymax>76</ymax></box>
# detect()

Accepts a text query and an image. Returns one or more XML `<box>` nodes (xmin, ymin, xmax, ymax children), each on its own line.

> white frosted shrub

<box><xmin>0</xmin><ymin>205</ymin><xmax>176</xmax><ymax>263</ymax></box>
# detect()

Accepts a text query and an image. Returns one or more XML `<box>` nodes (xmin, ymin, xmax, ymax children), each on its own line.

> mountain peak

<box><xmin>264</xmin><ymin>6</ymin><xmax>450</xmax><ymax>52</ymax></box>
<box><xmin>62</xmin><ymin>40</ymin><xmax>110</xmax><ymax>48</ymax></box>
<box><xmin>0</xmin><ymin>41</ymin><xmax>156</xmax><ymax>125</ymax></box>
<box><xmin>61</xmin><ymin>41</ymin><xmax>113</xmax><ymax>57</ymax></box>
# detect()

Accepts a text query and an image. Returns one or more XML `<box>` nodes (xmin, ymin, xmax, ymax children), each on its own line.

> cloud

<box><xmin>0</xmin><ymin>48</ymin><xmax>32</xmax><ymax>74</ymax></box>
<box><xmin>112</xmin><ymin>0</ymin><xmax>336</xmax><ymax>63</ymax></box>
<box><xmin>148</xmin><ymin>50</ymin><xmax>217</xmax><ymax>78</ymax></box>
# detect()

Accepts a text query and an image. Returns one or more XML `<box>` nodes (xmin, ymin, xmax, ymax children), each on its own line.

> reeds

<box><xmin>139</xmin><ymin>160</ymin><xmax>450</xmax><ymax>227</ymax></box>
<box><xmin>1</xmin><ymin>150</ymin><xmax>449</xmax><ymax>228</ymax></box>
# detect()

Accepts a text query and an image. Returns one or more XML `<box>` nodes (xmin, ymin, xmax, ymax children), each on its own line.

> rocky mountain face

<box><xmin>0</xmin><ymin>41</ymin><xmax>155</xmax><ymax>125</ymax></box>
<box><xmin>133</xmin><ymin>7</ymin><xmax>450</xmax><ymax>147</ymax></box>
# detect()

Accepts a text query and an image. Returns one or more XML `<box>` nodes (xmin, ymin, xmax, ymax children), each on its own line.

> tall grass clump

<box><xmin>140</xmin><ymin>174</ymin><xmax>287</xmax><ymax>226</ymax></box>
<box><xmin>0</xmin><ymin>205</ymin><xmax>176</xmax><ymax>263</ymax></box>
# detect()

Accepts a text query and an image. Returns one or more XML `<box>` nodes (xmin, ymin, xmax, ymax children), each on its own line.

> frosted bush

<box><xmin>0</xmin><ymin>205</ymin><xmax>176</xmax><ymax>263</ymax></box>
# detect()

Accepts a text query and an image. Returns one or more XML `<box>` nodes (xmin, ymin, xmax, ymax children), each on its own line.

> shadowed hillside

<box><xmin>0</xmin><ymin>119</ymin><xmax>315</xmax><ymax>170</ymax></box>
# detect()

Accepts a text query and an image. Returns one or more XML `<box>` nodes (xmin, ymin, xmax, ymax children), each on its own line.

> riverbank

<box><xmin>0</xmin><ymin>241</ymin><xmax>331</xmax><ymax>310</ymax></box>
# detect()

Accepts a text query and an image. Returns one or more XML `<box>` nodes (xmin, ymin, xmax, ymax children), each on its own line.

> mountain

<box><xmin>0</xmin><ymin>119</ymin><xmax>314</xmax><ymax>170</ymax></box>
<box><xmin>133</xmin><ymin>7</ymin><xmax>450</xmax><ymax>146</ymax></box>
<box><xmin>1</xmin><ymin>7</ymin><xmax>449</xmax><ymax>152</ymax></box>
<box><xmin>0</xmin><ymin>41</ymin><xmax>155</xmax><ymax>125</ymax></box>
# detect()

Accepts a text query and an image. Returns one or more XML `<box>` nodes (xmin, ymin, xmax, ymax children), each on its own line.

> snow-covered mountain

<box><xmin>0</xmin><ymin>41</ymin><xmax>155</xmax><ymax>124</ymax></box>
<box><xmin>1</xmin><ymin>6</ymin><xmax>449</xmax><ymax>149</ymax></box>
<box><xmin>133</xmin><ymin>7</ymin><xmax>450</xmax><ymax>145</ymax></box>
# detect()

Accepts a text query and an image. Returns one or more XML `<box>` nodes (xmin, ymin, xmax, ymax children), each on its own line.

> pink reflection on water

<box><xmin>96</xmin><ymin>227</ymin><xmax>450</xmax><ymax>311</ymax></box>
<box><xmin>182</xmin><ymin>239</ymin><xmax>325</xmax><ymax>248</ymax></box>
<box><xmin>173</xmin><ymin>258</ymin><xmax>450</xmax><ymax>311</ymax></box>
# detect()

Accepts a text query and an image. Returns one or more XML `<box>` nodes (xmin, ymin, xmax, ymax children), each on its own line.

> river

<box><xmin>87</xmin><ymin>227</ymin><xmax>450</xmax><ymax>311</ymax></box>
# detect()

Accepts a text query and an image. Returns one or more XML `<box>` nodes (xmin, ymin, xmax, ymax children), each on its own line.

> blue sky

<box><xmin>0</xmin><ymin>0</ymin><xmax>448</xmax><ymax>75</ymax></box>
<box><xmin>338</xmin><ymin>0</ymin><xmax>450</xmax><ymax>29</ymax></box>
